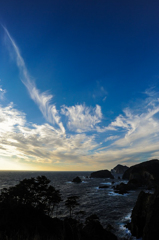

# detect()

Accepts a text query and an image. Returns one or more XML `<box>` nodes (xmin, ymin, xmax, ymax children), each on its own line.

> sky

<box><xmin>0</xmin><ymin>0</ymin><xmax>159</xmax><ymax>171</ymax></box>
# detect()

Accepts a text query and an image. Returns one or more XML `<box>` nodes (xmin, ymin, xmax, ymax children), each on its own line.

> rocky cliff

<box><xmin>129</xmin><ymin>187</ymin><xmax>159</xmax><ymax>240</ymax></box>
<box><xmin>122</xmin><ymin>159</ymin><xmax>159</xmax><ymax>188</ymax></box>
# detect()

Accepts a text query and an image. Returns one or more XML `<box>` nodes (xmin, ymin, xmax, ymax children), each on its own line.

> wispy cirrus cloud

<box><xmin>94</xmin><ymin>91</ymin><xmax>159</xmax><ymax>168</ymax></box>
<box><xmin>2</xmin><ymin>26</ymin><xmax>65</xmax><ymax>134</ymax></box>
<box><xmin>0</xmin><ymin>89</ymin><xmax>159</xmax><ymax>170</ymax></box>
<box><xmin>96</xmin><ymin>125</ymin><xmax>116</xmax><ymax>133</ymax></box>
<box><xmin>92</xmin><ymin>84</ymin><xmax>107</xmax><ymax>102</ymax></box>
<box><xmin>104</xmin><ymin>135</ymin><xmax>119</xmax><ymax>142</ymax></box>
<box><xmin>0</xmin><ymin>87</ymin><xmax>6</xmax><ymax>100</ymax></box>
<box><xmin>109</xmin><ymin>93</ymin><xmax>159</xmax><ymax>142</ymax></box>
<box><xmin>61</xmin><ymin>104</ymin><xmax>102</xmax><ymax>132</ymax></box>
<box><xmin>0</xmin><ymin>103</ymin><xmax>98</xmax><ymax>167</ymax></box>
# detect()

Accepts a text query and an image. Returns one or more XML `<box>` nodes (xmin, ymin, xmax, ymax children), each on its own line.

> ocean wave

<box><xmin>108</xmin><ymin>191</ymin><xmax>129</xmax><ymax>196</ymax></box>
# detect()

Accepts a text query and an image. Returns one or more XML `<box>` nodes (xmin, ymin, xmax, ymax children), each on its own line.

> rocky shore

<box><xmin>93</xmin><ymin>159</ymin><xmax>159</xmax><ymax>239</ymax></box>
<box><xmin>126</xmin><ymin>187</ymin><xmax>159</xmax><ymax>240</ymax></box>
<box><xmin>0</xmin><ymin>159</ymin><xmax>159</xmax><ymax>240</ymax></box>
<box><xmin>113</xmin><ymin>159</ymin><xmax>159</xmax><ymax>194</ymax></box>
<box><xmin>117</xmin><ymin>159</ymin><xmax>159</xmax><ymax>239</ymax></box>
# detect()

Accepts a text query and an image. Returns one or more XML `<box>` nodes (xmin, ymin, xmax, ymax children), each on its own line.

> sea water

<box><xmin>0</xmin><ymin>171</ymin><xmax>142</xmax><ymax>239</ymax></box>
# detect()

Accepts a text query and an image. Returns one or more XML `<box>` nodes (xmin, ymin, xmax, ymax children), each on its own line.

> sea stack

<box><xmin>72</xmin><ymin>176</ymin><xmax>82</xmax><ymax>183</ymax></box>
<box><xmin>111</xmin><ymin>164</ymin><xmax>129</xmax><ymax>174</ymax></box>
<box><xmin>90</xmin><ymin>170</ymin><xmax>114</xmax><ymax>179</ymax></box>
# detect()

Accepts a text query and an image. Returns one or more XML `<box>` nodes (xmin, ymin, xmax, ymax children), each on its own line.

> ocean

<box><xmin>0</xmin><ymin>171</ymin><xmax>142</xmax><ymax>240</ymax></box>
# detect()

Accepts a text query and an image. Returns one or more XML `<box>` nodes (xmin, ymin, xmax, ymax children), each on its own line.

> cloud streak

<box><xmin>61</xmin><ymin>104</ymin><xmax>102</xmax><ymax>132</ymax></box>
<box><xmin>0</xmin><ymin>90</ymin><xmax>159</xmax><ymax>170</ymax></box>
<box><xmin>0</xmin><ymin>87</ymin><xmax>6</xmax><ymax>100</ymax></box>
<box><xmin>2</xmin><ymin>25</ymin><xmax>65</xmax><ymax>134</ymax></box>
<box><xmin>0</xmin><ymin>103</ymin><xmax>98</xmax><ymax>168</ymax></box>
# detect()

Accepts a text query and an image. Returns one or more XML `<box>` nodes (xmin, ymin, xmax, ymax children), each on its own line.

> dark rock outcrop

<box><xmin>129</xmin><ymin>187</ymin><xmax>159</xmax><ymax>240</ymax></box>
<box><xmin>90</xmin><ymin>170</ymin><xmax>114</xmax><ymax>179</ymax></box>
<box><xmin>113</xmin><ymin>178</ymin><xmax>141</xmax><ymax>195</ymax></box>
<box><xmin>113</xmin><ymin>182</ymin><xmax>129</xmax><ymax>194</ymax></box>
<box><xmin>99</xmin><ymin>185</ymin><xmax>109</xmax><ymax>189</ymax></box>
<box><xmin>122</xmin><ymin>159</ymin><xmax>159</xmax><ymax>188</ymax></box>
<box><xmin>112</xmin><ymin>164</ymin><xmax>129</xmax><ymax>174</ymax></box>
<box><xmin>82</xmin><ymin>216</ymin><xmax>117</xmax><ymax>240</ymax></box>
<box><xmin>72</xmin><ymin>176</ymin><xmax>82</xmax><ymax>183</ymax></box>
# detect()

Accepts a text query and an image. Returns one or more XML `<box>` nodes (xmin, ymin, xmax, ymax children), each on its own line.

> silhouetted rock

<box><xmin>123</xmin><ymin>159</ymin><xmax>159</xmax><ymax>188</ymax></box>
<box><xmin>90</xmin><ymin>170</ymin><xmax>114</xmax><ymax>179</ymax></box>
<box><xmin>112</xmin><ymin>164</ymin><xmax>129</xmax><ymax>174</ymax></box>
<box><xmin>106</xmin><ymin>224</ymin><xmax>114</xmax><ymax>232</ymax></box>
<box><xmin>99</xmin><ymin>185</ymin><xmax>109</xmax><ymax>189</ymax></box>
<box><xmin>82</xmin><ymin>215</ymin><xmax>117</xmax><ymax>240</ymax></box>
<box><xmin>129</xmin><ymin>187</ymin><xmax>159</xmax><ymax>240</ymax></box>
<box><xmin>114</xmin><ymin>160</ymin><xmax>159</xmax><ymax>195</ymax></box>
<box><xmin>114</xmin><ymin>178</ymin><xmax>141</xmax><ymax>194</ymax></box>
<box><xmin>113</xmin><ymin>183</ymin><xmax>129</xmax><ymax>194</ymax></box>
<box><xmin>72</xmin><ymin>176</ymin><xmax>82</xmax><ymax>183</ymax></box>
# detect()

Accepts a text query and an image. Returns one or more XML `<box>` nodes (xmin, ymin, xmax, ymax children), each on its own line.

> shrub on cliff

<box><xmin>65</xmin><ymin>195</ymin><xmax>79</xmax><ymax>218</ymax></box>
<box><xmin>0</xmin><ymin>175</ymin><xmax>62</xmax><ymax>216</ymax></box>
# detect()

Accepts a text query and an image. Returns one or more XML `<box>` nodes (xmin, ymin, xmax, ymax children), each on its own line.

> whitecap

<box><xmin>108</xmin><ymin>191</ymin><xmax>129</xmax><ymax>196</ymax></box>
<box><xmin>124</xmin><ymin>212</ymin><xmax>131</xmax><ymax>221</ymax></box>
<box><xmin>100</xmin><ymin>182</ymin><xmax>111</xmax><ymax>185</ymax></box>
<box><xmin>119</xmin><ymin>223</ymin><xmax>131</xmax><ymax>236</ymax></box>
<box><xmin>119</xmin><ymin>223</ymin><xmax>142</xmax><ymax>240</ymax></box>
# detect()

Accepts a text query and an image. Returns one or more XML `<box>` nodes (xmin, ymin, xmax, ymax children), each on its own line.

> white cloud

<box><xmin>0</xmin><ymin>89</ymin><xmax>159</xmax><ymax>170</ymax></box>
<box><xmin>96</xmin><ymin>125</ymin><xmax>116</xmax><ymax>133</ymax></box>
<box><xmin>61</xmin><ymin>104</ymin><xmax>102</xmax><ymax>132</ymax></box>
<box><xmin>0</xmin><ymin>103</ymin><xmax>98</xmax><ymax>165</ymax></box>
<box><xmin>105</xmin><ymin>135</ymin><xmax>119</xmax><ymax>142</ymax></box>
<box><xmin>2</xmin><ymin>26</ymin><xmax>65</xmax><ymax>134</ymax></box>
<box><xmin>91</xmin><ymin>91</ymin><xmax>159</xmax><ymax>168</ymax></box>
<box><xmin>0</xmin><ymin>87</ymin><xmax>6</xmax><ymax>100</ymax></box>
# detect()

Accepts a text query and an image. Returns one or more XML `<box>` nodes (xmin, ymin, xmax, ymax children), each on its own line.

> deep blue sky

<box><xmin>0</xmin><ymin>0</ymin><xmax>159</xmax><ymax>170</ymax></box>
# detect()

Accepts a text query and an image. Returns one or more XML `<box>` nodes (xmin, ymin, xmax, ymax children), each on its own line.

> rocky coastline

<box><xmin>0</xmin><ymin>159</ymin><xmax>159</xmax><ymax>239</ymax></box>
<box><xmin>91</xmin><ymin>159</ymin><xmax>159</xmax><ymax>239</ymax></box>
<box><xmin>121</xmin><ymin>159</ymin><xmax>159</xmax><ymax>240</ymax></box>
<box><xmin>128</xmin><ymin>187</ymin><xmax>159</xmax><ymax>240</ymax></box>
